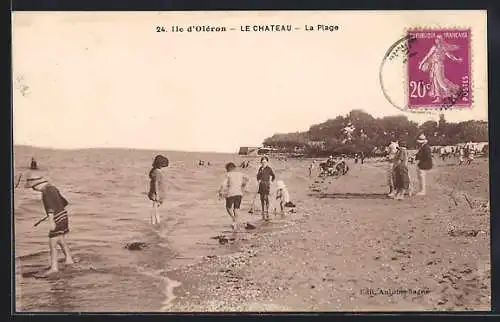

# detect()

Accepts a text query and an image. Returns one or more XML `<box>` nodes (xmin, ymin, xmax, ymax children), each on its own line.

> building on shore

<box><xmin>238</xmin><ymin>147</ymin><xmax>260</xmax><ymax>156</ymax></box>
<box><xmin>238</xmin><ymin>146</ymin><xmax>279</xmax><ymax>156</ymax></box>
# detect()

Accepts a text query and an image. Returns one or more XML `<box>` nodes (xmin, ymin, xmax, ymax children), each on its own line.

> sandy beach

<box><xmin>14</xmin><ymin>146</ymin><xmax>490</xmax><ymax>312</ymax></box>
<box><xmin>165</xmin><ymin>156</ymin><xmax>490</xmax><ymax>312</ymax></box>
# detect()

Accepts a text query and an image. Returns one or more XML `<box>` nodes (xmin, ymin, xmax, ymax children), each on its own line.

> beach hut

<box><xmin>238</xmin><ymin>147</ymin><xmax>260</xmax><ymax>156</ymax></box>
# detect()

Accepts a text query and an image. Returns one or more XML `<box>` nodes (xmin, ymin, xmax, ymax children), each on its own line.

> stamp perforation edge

<box><xmin>402</xmin><ymin>26</ymin><xmax>474</xmax><ymax>114</ymax></box>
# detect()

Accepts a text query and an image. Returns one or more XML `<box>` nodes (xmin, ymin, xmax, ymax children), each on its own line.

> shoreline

<box><xmin>164</xmin><ymin>158</ymin><xmax>490</xmax><ymax>312</ymax></box>
<box><xmin>14</xmin><ymin>152</ymin><xmax>490</xmax><ymax>312</ymax></box>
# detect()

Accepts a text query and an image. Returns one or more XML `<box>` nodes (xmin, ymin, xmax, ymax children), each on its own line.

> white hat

<box><xmin>24</xmin><ymin>172</ymin><xmax>49</xmax><ymax>189</ymax></box>
<box><xmin>276</xmin><ymin>180</ymin><xmax>286</xmax><ymax>189</ymax></box>
<box><xmin>416</xmin><ymin>134</ymin><xmax>428</xmax><ymax>144</ymax></box>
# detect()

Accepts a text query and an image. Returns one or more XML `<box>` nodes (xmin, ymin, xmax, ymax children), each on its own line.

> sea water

<box><xmin>13</xmin><ymin>146</ymin><xmax>290</xmax><ymax>312</ymax></box>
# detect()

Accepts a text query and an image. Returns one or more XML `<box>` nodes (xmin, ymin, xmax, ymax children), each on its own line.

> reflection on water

<box><xmin>14</xmin><ymin>146</ymin><xmax>299</xmax><ymax>312</ymax></box>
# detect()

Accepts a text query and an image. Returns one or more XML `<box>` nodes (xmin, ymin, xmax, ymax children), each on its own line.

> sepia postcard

<box><xmin>12</xmin><ymin>10</ymin><xmax>489</xmax><ymax>312</ymax></box>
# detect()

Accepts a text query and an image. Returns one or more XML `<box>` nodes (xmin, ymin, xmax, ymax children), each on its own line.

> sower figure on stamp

<box><xmin>418</xmin><ymin>35</ymin><xmax>463</xmax><ymax>104</ymax></box>
<box><xmin>25</xmin><ymin>173</ymin><xmax>74</xmax><ymax>277</ymax></box>
<box><xmin>415</xmin><ymin>134</ymin><xmax>433</xmax><ymax>196</ymax></box>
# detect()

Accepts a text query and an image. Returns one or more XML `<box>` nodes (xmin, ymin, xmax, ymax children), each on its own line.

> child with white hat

<box><xmin>24</xmin><ymin>172</ymin><xmax>74</xmax><ymax>277</ymax></box>
<box><xmin>274</xmin><ymin>180</ymin><xmax>290</xmax><ymax>216</ymax></box>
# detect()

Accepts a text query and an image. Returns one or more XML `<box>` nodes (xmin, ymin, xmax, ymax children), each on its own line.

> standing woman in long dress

<box><xmin>386</xmin><ymin>140</ymin><xmax>399</xmax><ymax>197</ymax></box>
<box><xmin>392</xmin><ymin>140</ymin><xmax>410</xmax><ymax>200</ymax></box>
<box><xmin>147</xmin><ymin>155</ymin><xmax>169</xmax><ymax>225</ymax></box>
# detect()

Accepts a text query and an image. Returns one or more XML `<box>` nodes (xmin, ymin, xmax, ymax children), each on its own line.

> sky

<box><xmin>12</xmin><ymin>11</ymin><xmax>487</xmax><ymax>153</ymax></box>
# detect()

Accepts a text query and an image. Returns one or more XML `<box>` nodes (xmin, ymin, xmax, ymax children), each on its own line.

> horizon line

<box><xmin>12</xmin><ymin>144</ymin><xmax>240</xmax><ymax>155</ymax></box>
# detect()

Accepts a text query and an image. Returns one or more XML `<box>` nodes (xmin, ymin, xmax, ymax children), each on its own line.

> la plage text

<box><xmin>240</xmin><ymin>24</ymin><xmax>339</xmax><ymax>32</ymax></box>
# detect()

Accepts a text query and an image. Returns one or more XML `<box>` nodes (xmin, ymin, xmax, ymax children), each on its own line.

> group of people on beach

<box><xmin>438</xmin><ymin>145</ymin><xmax>476</xmax><ymax>165</ymax></box>
<box><xmin>308</xmin><ymin>155</ymin><xmax>350</xmax><ymax>178</ymax></box>
<box><xmin>22</xmin><ymin>154</ymin><xmax>292</xmax><ymax>276</ymax></box>
<box><xmin>215</xmin><ymin>156</ymin><xmax>291</xmax><ymax>227</ymax></box>
<box><xmin>18</xmin><ymin>131</ymin><xmax>436</xmax><ymax>277</ymax></box>
<box><xmin>386</xmin><ymin>133</ymin><xmax>433</xmax><ymax>200</ymax></box>
<box><xmin>457</xmin><ymin>147</ymin><xmax>475</xmax><ymax>165</ymax></box>
<box><xmin>198</xmin><ymin>160</ymin><xmax>211</xmax><ymax>166</ymax></box>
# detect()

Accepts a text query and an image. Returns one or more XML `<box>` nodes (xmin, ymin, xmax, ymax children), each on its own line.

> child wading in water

<box><xmin>256</xmin><ymin>156</ymin><xmax>276</xmax><ymax>221</ymax></box>
<box><xmin>147</xmin><ymin>155</ymin><xmax>169</xmax><ymax>225</ymax></box>
<box><xmin>218</xmin><ymin>162</ymin><xmax>249</xmax><ymax>231</ymax></box>
<box><xmin>25</xmin><ymin>173</ymin><xmax>74</xmax><ymax>276</ymax></box>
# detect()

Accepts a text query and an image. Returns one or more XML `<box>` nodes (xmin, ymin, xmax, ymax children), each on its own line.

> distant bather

<box><xmin>30</xmin><ymin>157</ymin><xmax>38</xmax><ymax>170</ymax></box>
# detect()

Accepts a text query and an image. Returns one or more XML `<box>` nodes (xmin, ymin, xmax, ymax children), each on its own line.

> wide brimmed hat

<box><xmin>24</xmin><ymin>173</ymin><xmax>49</xmax><ymax>188</ymax></box>
<box><xmin>276</xmin><ymin>180</ymin><xmax>286</xmax><ymax>189</ymax></box>
<box><xmin>416</xmin><ymin>134</ymin><xmax>428</xmax><ymax>144</ymax></box>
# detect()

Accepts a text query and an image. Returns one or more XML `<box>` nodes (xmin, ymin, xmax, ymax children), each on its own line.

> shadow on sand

<box><xmin>308</xmin><ymin>192</ymin><xmax>388</xmax><ymax>200</ymax></box>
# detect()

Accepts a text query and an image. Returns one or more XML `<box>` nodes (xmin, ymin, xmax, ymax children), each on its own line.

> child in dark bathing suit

<box><xmin>256</xmin><ymin>156</ymin><xmax>276</xmax><ymax>221</ymax></box>
<box><xmin>148</xmin><ymin>155</ymin><xmax>169</xmax><ymax>225</ymax></box>
<box><xmin>25</xmin><ymin>173</ymin><xmax>74</xmax><ymax>277</ymax></box>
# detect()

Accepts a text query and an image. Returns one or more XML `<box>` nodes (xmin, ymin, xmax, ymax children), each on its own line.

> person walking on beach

<box><xmin>386</xmin><ymin>140</ymin><xmax>399</xmax><ymax>197</ymax></box>
<box><xmin>466</xmin><ymin>147</ymin><xmax>475</xmax><ymax>165</ymax></box>
<box><xmin>308</xmin><ymin>160</ymin><xmax>316</xmax><ymax>177</ymax></box>
<box><xmin>25</xmin><ymin>173</ymin><xmax>74</xmax><ymax>277</ymax></box>
<box><xmin>458</xmin><ymin>147</ymin><xmax>465</xmax><ymax>165</ymax></box>
<box><xmin>218</xmin><ymin>162</ymin><xmax>250</xmax><ymax>231</ymax></box>
<box><xmin>147</xmin><ymin>155</ymin><xmax>169</xmax><ymax>225</ymax></box>
<box><xmin>415</xmin><ymin>134</ymin><xmax>433</xmax><ymax>196</ymax></box>
<box><xmin>256</xmin><ymin>156</ymin><xmax>276</xmax><ymax>221</ymax></box>
<box><xmin>392</xmin><ymin>140</ymin><xmax>411</xmax><ymax>200</ymax></box>
<box><xmin>439</xmin><ymin>147</ymin><xmax>446</xmax><ymax>162</ymax></box>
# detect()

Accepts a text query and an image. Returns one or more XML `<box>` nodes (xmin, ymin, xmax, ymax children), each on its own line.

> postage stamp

<box><xmin>406</xmin><ymin>29</ymin><xmax>472</xmax><ymax>109</ymax></box>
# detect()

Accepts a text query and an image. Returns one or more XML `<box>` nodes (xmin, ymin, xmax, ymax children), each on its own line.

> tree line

<box><xmin>262</xmin><ymin>110</ymin><xmax>488</xmax><ymax>157</ymax></box>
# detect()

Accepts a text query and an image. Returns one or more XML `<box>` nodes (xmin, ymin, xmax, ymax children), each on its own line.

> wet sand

<box><xmin>165</xmin><ymin>157</ymin><xmax>490</xmax><ymax>312</ymax></box>
<box><xmin>14</xmin><ymin>146</ymin><xmax>490</xmax><ymax>312</ymax></box>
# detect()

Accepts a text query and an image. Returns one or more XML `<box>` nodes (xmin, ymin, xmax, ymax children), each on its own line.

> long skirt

<box><xmin>387</xmin><ymin>163</ymin><xmax>395</xmax><ymax>187</ymax></box>
<box><xmin>393</xmin><ymin>164</ymin><xmax>410</xmax><ymax>190</ymax></box>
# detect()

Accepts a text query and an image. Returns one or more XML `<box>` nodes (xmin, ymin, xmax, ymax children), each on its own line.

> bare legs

<box><xmin>387</xmin><ymin>165</ymin><xmax>396</xmax><ymax>197</ymax></box>
<box><xmin>58</xmin><ymin>236</ymin><xmax>74</xmax><ymax>265</ymax></box>
<box><xmin>151</xmin><ymin>202</ymin><xmax>161</xmax><ymax>225</ymax></box>
<box><xmin>416</xmin><ymin>168</ymin><xmax>427</xmax><ymax>195</ymax></box>
<box><xmin>42</xmin><ymin>235</ymin><xmax>73</xmax><ymax>276</ymax></box>
<box><xmin>226</xmin><ymin>207</ymin><xmax>239</xmax><ymax>231</ymax></box>
<box><xmin>260</xmin><ymin>194</ymin><xmax>269</xmax><ymax>220</ymax></box>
